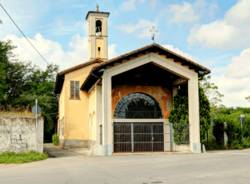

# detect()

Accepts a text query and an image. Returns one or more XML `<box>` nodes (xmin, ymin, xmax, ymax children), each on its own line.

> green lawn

<box><xmin>0</xmin><ymin>151</ymin><xmax>48</xmax><ymax>164</ymax></box>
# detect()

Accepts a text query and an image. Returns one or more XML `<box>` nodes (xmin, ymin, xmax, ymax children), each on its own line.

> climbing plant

<box><xmin>169</xmin><ymin>85</ymin><xmax>189</xmax><ymax>144</ymax></box>
<box><xmin>169</xmin><ymin>80</ymin><xmax>211</xmax><ymax>145</ymax></box>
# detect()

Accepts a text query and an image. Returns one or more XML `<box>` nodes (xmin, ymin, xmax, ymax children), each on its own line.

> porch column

<box><xmin>188</xmin><ymin>75</ymin><xmax>201</xmax><ymax>153</ymax></box>
<box><xmin>102</xmin><ymin>72</ymin><xmax>113</xmax><ymax>156</ymax></box>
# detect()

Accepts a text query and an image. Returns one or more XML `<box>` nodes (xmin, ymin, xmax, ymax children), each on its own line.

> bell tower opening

<box><xmin>86</xmin><ymin>7</ymin><xmax>110</xmax><ymax>61</ymax></box>
<box><xmin>95</xmin><ymin>20</ymin><xmax>102</xmax><ymax>35</ymax></box>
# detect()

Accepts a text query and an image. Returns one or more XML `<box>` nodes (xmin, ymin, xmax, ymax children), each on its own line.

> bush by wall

<box><xmin>52</xmin><ymin>134</ymin><xmax>59</xmax><ymax>145</ymax></box>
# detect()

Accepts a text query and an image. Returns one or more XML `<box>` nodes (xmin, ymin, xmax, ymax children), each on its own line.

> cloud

<box><xmin>48</xmin><ymin>20</ymin><xmax>87</xmax><ymax>36</ymax></box>
<box><xmin>0</xmin><ymin>0</ymin><xmax>49</xmax><ymax>38</ymax></box>
<box><xmin>188</xmin><ymin>0</ymin><xmax>250</xmax><ymax>49</ymax></box>
<box><xmin>168</xmin><ymin>2</ymin><xmax>199</xmax><ymax>24</ymax></box>
<box><xmin>214</xmin><ymin>48</ymin><xmax>250</xmax><ymax>107</ymax></box>
<box><xmin>3</xmin><ymin>33</ymin><xmax>118</xmax><ymax>70</ymax></box>
<box><xmin>167</xmin><ymin>0</ymin><xmax>218</xmax><ymax>25</ymax></box>
<box><xmin>118</xmin><ymin>19</ymin><xmax>157</xmax><ymax>39</ymax></box>
<box><xmin>162</xmin><ymin>44</ymin><xmax>196</xmax><ymax>62</ymax></box>
<box><xmin>119</xmin><ymin>0</ymin><xmax>145</xmax><ymax>11</ymax></box>
<box><xmin>108</xmin><ymin>44</ymin><xmax>118</xmax><ymax>59</ymax></box>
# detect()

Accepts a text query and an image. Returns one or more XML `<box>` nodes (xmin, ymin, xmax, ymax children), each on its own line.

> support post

<box><xmin>188</xmin><ymin>76</ymin><xmax>201</xmax><ymax>153</ymax></box>
<box><xmin>102</xmin><ymin>72</ymin><xmax>113</xmax><ymax>155</ymax></box>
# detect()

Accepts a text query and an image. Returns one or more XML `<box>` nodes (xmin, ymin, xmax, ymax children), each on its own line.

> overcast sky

<box><xmin>0</xmin><ymin>0</ymin><xmax>250</xmax><ymax>107</ymax></box>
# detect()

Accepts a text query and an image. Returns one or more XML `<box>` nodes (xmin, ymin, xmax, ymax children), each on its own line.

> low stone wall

<box><xmin>0</xmin><ymin>113</ymin><xmax>43</xmax><ymax>153</ymax></box>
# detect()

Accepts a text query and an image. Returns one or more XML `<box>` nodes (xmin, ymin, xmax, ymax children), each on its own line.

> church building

<box><xmin>54</xmin><ymin>8</ymin><xmax>210</xmax><ymax>156</ymax></box>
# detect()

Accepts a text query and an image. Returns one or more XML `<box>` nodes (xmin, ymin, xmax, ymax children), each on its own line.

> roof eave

<box><xmin>85</xmin><ymin>11</ymin><xmax>110</xmax><ymax>20</ymax></box>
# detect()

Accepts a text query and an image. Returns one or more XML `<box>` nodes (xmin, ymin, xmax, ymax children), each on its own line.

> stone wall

<box><xmin>0</xmin><ymin>113</ymin><xmax>43</xmax><ymax>153</ymax></box>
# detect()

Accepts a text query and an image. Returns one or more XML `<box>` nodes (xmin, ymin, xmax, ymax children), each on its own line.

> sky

<box><xmin>0</xmin><ymin>0</ymin><xmax>250</xmax><ymax>107</ymax></box>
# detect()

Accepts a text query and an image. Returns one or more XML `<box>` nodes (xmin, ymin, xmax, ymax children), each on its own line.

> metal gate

<box><xmin>114</xmin><ymin>122</ymin><xmax>164</xmax><ymax>152</ymax></box>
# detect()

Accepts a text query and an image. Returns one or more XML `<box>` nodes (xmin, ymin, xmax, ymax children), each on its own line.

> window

<box><xmin>95</xmin><ymin>20</ymin><xmax>102</xmax><ymax>34</ymax></box>
<box><xmin>70</xmin><ymin>81</ymin><xmax>80</xmax><ymax>99</ymax></box>
<box><xmin>97</xmin><ymin>47</ymin><xmax>101</xmax><ymax>57</ymax></box>
<box><xmin>114</xmin><ymin>93</ymin><xmax>162</xmax><ymax>119</ymax></box>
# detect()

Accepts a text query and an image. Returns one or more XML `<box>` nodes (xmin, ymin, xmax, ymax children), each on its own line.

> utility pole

<box><xmin>240</xmin><ymin>114</ymin><xmax>245</xmax><ymax>141</ymax></box>
<box><xmin>35</xmin><ymin>99</ymin><xmax>38</xmax><ymax>127</ymax></box>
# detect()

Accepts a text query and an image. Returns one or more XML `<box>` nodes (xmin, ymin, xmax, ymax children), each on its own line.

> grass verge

<box><xmin>0</xmin><ymin>151</ymin><xmax>48</xmax><ymax>164</ymax></box>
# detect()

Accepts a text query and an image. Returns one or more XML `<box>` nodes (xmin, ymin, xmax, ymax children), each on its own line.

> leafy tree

<box><xmin>0</xmin><ymin>41</ymin><xmax>14</xmax><ymax>107</ymax></box>
<box><xmin>200</xmin><ymin>75</ymin><xmax>223</xmax><ymax>108</ymax></box>
<box><xmin>0</xmin><ymin>40</ymin><xmax>58</xmax><ymax>142</ymax></box>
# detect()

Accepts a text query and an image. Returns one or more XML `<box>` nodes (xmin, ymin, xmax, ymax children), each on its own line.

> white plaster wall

<box><xmin>0</xmin><ymin>114</ymin><xmax>43</xmax><ymax>153</ymax></box>
<box><xmin>101</xmin><ymin>53</ymin><xmax>201</xmax><ymax>155</ymax></box>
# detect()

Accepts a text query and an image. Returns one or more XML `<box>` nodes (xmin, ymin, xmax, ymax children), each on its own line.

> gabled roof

<box><xmin>54</xmin><ymin>59</ymin><xmax>102</xmax><ymax>94</ymax></box>
<box><xmin>81</xmin><ymin>43</ymin><xmax>210</xmax><ymax>91</ymax></box>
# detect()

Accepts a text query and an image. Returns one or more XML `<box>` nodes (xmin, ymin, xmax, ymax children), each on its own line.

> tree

<box><xmin>0</xmin><ymin>40</ymin><xmax>58</xmax><ymax>142</ymax></box>
<box><xmin>0</xmin><ymin>41</ymin><xmax>14</xmax><ymax>107</ymax></box>
<box><xmin>246</xmin><ymin>96</ymin><xmax>250</xmax><ymax>103</ymax></box>
<box><xmin>200</xmin><ymin>75</ymin><xmax>224</xmax><ymax>108</ymax></box>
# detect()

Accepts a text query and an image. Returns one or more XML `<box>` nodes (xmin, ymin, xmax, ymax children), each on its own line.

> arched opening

<box><xmin>95</xmin><ymin>20</ymin><xmax>102</xmax><ymax>34</ymax></box>
<box><xmin>114</xmin><ymin>93</ymin><xmax>162</xmax><ymax>119</ymax></box>
<box><xmin>113</xmin><ymin>93</ymin><xmax>164</xmax><ymax>152</ymax></box>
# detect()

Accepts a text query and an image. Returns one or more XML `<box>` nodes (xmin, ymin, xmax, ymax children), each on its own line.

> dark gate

<box><xmin>114</xmin><ymin>122</ymin><xmax>164</xmax><ymax>152</ymax></box>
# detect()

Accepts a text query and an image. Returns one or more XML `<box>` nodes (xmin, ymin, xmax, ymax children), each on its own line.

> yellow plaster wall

<box><xmin>58</xmin><ymin>63</ymin><xmax>98</xmax><ymax>141</ymax></box>
<box><xmin>88</xmin><ymin>86</ymin><xmax>97</xmax><ymax>141</ymax></box>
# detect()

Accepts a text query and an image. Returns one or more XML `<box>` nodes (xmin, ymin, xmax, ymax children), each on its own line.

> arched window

<box><xmin>95</xmin><ymin>20</ymin><xmax>102</xmax><ymax>34</ymax></box>
<box><xmin>114</xmin><ymin>93</ymin><xmax>162</xmax><ymax>119</ymax></box>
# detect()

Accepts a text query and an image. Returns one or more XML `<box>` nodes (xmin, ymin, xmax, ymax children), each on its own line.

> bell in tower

<box><xmin>86</xmin><ymin>6</ymin><xmax>110</xmax><ymax>61</ymax></box>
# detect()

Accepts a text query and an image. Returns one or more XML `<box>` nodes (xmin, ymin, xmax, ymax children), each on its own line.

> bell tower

<box><xmin>86</xmin><ymin>6</ymin><xmax>110</xmax><ymax>61</ymax></box>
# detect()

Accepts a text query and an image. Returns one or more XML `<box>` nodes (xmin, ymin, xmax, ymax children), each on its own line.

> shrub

<box><xmin>52</xmin><ymin>133</ymin><xmax>59</xmax><ymax>145</ymax></box>
<box><xmin>210</xmin><ymin>107</ymin><xmax>250</xmax><ymax>150</ymax></box>
<box><xmin>242</xmin><ymin>137</ymin><xmax>250</xmax><ymax>148</ymax></box>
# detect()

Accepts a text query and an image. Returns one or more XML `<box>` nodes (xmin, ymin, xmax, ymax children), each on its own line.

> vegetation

<box><xmin>169</xmin><ymin>85</ymin><xmax>189</xmax><ymax>144</ymax></box>
<box><xmin>208</xmin><ymin>107</ymin><xmax>250</xmax><ymax>150</ymax></box>
<box><xmin>0</xmin><ymin>40</ymin><xmax>58</xmax><ymax>142</ymax></box>
<box><xmin>169</xmin><ymin>75</ymin><xmax>250</xmax><ymax>150</ymax></box>
<box><xmin>169</xmin><ymin>81</ymin><xmax>211</xmax><ymax>145</ymax></box>
<box><xmin>52</xmin><ymin>133</ymin><xmax>59</xmax><ymax>145</ymax></box>
<box><xmin>1</xmin><ymin>39</ymin><xmax>250</xmax><ymax>151</ymax></box>
<box><xmin>0</xmin><ymin>151</ymin><xmax>48</xmax><ymax>164</ymax></box>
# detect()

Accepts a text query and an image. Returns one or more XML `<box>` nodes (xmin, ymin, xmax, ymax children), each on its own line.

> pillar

<box><xmin>101</xmin><ymin>72</ymin><xmax>113</xmax><ymax>156</ymax></box>
<box><xmin>188</xmin><ymin>75</ymin><xmax>201</xmax><ymax>153</ymax></box>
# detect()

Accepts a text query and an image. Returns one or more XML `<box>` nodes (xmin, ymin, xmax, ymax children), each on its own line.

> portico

<box><xmin>81</xmin><ymin>49</ymin><xmax>206</xmax><ymax>155</ymax></box>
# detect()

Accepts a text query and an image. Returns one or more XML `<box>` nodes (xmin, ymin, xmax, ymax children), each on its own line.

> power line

<box><xmin>0</xmin><ymin>3</ymin><xmax>50</xmax><ymax>65</ymax></box>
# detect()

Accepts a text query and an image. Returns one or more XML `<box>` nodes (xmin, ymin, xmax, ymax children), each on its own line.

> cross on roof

<box><xmin>149</xmin><ymin>26</ymin><xmax>158</xmax><ymax>42</ymax></box>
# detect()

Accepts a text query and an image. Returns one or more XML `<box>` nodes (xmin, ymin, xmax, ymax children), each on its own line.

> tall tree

<box><xmin>0</xmin><ymin>41</ymin><xmax>13</xmax><ymax>107</ymax></box>
<box><xmin>200</xmin><ymin>75</ymin><xmax>224</xmax><ymax>108</ymax></box>
<box><xmin>0</xmin><ymin>40</ymin><xmax>58</xmax><ymax>141</ymax></box>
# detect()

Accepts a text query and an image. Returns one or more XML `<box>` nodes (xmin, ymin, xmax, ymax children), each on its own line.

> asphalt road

<box><xmin>0</xmin><ymin>150</ymin><xmax>250</xmax><ymax>184</ymax></box>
